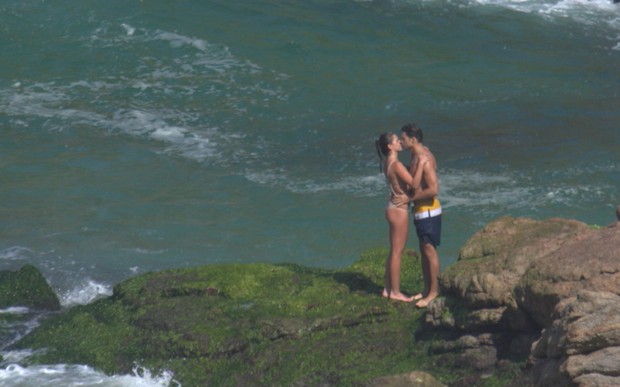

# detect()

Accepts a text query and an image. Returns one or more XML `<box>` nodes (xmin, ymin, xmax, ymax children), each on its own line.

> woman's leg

<box><xmin>383</xmin><ymin>208</ymin><xmax>412</xmax><ymax>302</ymax></box>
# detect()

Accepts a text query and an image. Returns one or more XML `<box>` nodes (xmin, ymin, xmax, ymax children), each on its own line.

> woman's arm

<box><xmin>394</xmin><ymin>162</ymin><xmax>415</xmax><ymax>189</ymax></box>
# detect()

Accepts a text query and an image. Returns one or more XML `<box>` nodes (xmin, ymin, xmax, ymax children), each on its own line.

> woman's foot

<box><xmin>382</xmin><ymin>289</ymin><xmax>414</xmax><ymax>302</ymax></box>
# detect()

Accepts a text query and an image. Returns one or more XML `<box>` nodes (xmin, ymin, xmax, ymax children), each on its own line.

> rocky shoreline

<box><xmin>2</xmin><ymin>210</ymin><xmax>619</xmax><ymax>386</ymax></box>
<box><xmin>425</xmin><ymin>214</ymin><xmax>620</xmax><ymax>386</ymax></box>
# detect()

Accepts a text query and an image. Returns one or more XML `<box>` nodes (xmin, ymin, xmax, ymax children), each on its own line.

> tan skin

<box><xmin>399</xmin><ymin>131</ymin><xmax>440</xmax><ymax>308</ymax></box>
<box><xmin>381</xmin><ymin>135</ymin><xmax>426</xmax><ymax>302</ymax></box>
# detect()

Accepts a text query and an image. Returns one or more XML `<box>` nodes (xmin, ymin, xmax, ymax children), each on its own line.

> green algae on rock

<box><xmin>0</xmin><ymin>265</ymin><xmax>60</xmax><ymax>311</ymax></box>
<box><xmin>13</xmin><ymin>248</ymin><xmax>431</xmax><ymax>385</ymax></box>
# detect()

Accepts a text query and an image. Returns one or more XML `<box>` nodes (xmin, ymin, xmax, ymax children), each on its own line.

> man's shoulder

<box><xmin>424</xmin><ymin>148</ymin><xmax>437</xmax><ymax>161</ymax></box>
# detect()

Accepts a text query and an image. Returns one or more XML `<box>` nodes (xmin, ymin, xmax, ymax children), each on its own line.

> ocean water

<box><xmin>1</xmin><ymin>0</ymin><xmax>619</xmax><ymax>384</ymax></box>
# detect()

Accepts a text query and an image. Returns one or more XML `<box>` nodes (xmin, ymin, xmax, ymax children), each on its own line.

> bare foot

<box><xmin>382</xmin><ymin>289</ymin><xmax>414</xmax><ymax>302</ymax></box>
<box><xmin>415</xmin><ymin>294</ymin><xmax>438</xmax><ymax>308</ymax></box>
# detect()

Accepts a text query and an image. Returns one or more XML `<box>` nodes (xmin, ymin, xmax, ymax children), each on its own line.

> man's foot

<box><xmin>415</xmin><ymin>294</ymin><xmax>437</xmax><ymax>308</ymax></box>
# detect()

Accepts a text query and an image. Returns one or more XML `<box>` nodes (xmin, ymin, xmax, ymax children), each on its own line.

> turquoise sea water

<box><xmin>1</xmin><ymin>0</ymin><xmax>619</xmax><ymax>384</ymax></box>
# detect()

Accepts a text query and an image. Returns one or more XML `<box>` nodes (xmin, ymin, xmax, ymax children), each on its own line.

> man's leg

<box><xmin>416</xmin><ymin>242</ymin><xmax>439</xmax><ymax>308</ymax></box>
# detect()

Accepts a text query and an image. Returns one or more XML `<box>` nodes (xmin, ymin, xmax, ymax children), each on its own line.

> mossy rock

<box><xmin>0</xmin><ymin>265</ymin><xmax>60</xmax><ymax>311</ymax></box>
<box><xmin>13</xmin><ymin>248</ymin><xmax>433</xmax><ymax>385</ymax></box>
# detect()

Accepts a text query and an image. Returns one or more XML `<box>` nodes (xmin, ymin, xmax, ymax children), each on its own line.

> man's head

<box><xmin>400</xmin><ymin>123</ymin><xmax>423</xmax><ymax>149</ymax></box>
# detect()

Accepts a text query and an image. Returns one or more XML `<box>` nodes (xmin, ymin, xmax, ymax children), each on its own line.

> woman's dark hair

<box><xmin>375</xmin><ymin>132</ymin><xmax>394</xmax><ymax>172</ymax></box>
<box><xmin>401</xmin><ymin>123</ymin><xmax>423</xmax><ymax>143</ymax></box>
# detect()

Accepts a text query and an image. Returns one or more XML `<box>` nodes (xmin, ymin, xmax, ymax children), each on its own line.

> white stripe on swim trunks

<box><xmin>414</xmin><ymin>207</ymin><xmax>442</xmax><ymax>220</ymax></box>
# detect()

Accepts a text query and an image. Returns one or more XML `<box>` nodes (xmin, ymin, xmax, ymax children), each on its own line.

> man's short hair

<box><xmin>401</xmin><ymin>123</ymin><xmax>423</xmax><ymax>143</ymax></box>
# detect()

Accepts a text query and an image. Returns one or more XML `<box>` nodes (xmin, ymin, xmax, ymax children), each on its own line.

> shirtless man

<box><xmin>400</xmin><ymin>123</ymin><xmax>442</xmax><ymax>308</ymax></box>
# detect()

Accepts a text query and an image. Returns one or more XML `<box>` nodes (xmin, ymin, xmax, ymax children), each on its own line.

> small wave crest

<box><xmin>0</xmin><ymin>246</ymin><xmax>34</xmax><ymax>261</ymax></box>
<box><xmin>467</xmin><ymin>0</ymin><xmax>619</xmax><ymax>16</ymax></box>
<box><xmin>465</xmin><ymin>0</ymin><xmax>620</xmax><ymax>47</ymax></box>
<box><xmin>439</xmin><ymin>165</ymin><xmax>618</xmax><ymax>219</ymax></box>
<box><xmin>112</xmin><ymin>109</ymin><xmax>219</xmax><ymax>162</ymax></box>
<box><xmin>58</xmin><ymin>279</ymin><xmax>113</xmax><ymax>308</ymax></box>
<box><xmin>245</xmin><ymin>170</ymin><xmax>384</xmax><ymax>197</ymax></box>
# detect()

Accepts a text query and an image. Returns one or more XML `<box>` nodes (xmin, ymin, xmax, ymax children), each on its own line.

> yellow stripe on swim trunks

<box><xmin>414</xmin><ymin>198</ymin><xmax>442</xmax><ymax>220</ymax></box>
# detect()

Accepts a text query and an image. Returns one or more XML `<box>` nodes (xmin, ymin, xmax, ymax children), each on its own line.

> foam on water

<box><xmin>58</xmin><ymin>279</ymin><xmax>113</xmax><ymax>308</ymax></box>
<box><xmin>86</xmin><ymin>22</ymin><xmax>269</xmax><ymax>79</ymax></box>
<box><xmin>0</xmin><ymin>362</ymin><xmax>179</xmax><ymax>387</ymax></box>
<box><xmin>1</xmin><ymin>81</ymin><xmax>219</xmax><ymax>162</ymax></box>
<box><xmin>0</xmin><ymin>247</ymin><xmax>32</xmax><ymax>261</ymax></box>
<box><xmin>0</xmin><ymin>313</ymin><xmax>47</xmax><ymax>350</ymax></box>
<box><xmin>440</xmin><ymin>169</ymin><xmax>527</xmax><ymax>210</ymax></box>
<box><xmin>468</xmin><ymin>0</ymin><xmax>619</xmax><ymax>16</ymax></box>
<box><xmin>440</xmin><ymin>161</ymin><xmax>620</xmax><ymax>223</ymax></box>
<box><xmin>1</xmin><ymin>20</ymin><xmax>289</xmax><ymax>166</ymax></box>
<box><xmin>463</xmin><ymin>0</ymin><xmax>620</xmax><ymax>47</ymax></box>
<box><xmin>245</xmin><ymin>169</ymin><xmax>384</xmax><ymax>197</ymax></box>
<box><xmin>246</xmin><ymin>157</ymin><xmax>618</xmax><ymax>215</ymax></box>
<box><xmin>0</xmin><ymin>307</ymin><xmax>29</xmax><ymax>315</ymax></box>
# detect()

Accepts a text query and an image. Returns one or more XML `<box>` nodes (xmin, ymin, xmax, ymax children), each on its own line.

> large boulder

<box><xmin>426</xmin><ymin>216</ymin><xmax>620</xmax><ymax>386</ymax></box>
<box><xmin>517</xmin><ymin>223</ymin><xmax>620</xmax><ymax>327</ymax></box>
<box><xmin>0</xmin><ymin>264</ymin><xmax>60</xmax><ymax>311</ymax></box>
<box><xmin>530</xmin><ymin>290</ymin><xmax>620</xmax><ymax>386</ymax></box>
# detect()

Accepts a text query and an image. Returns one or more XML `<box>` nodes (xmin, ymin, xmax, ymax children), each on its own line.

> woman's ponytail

<box><xmin>375</xmin><ymin>139</ymin><xmax>383</xmax><ymax>172</ymax></box>
<box><xmin>375</xmin><ymin>133</ymin><xmax>393</xmax><ymax>173</ymax></box>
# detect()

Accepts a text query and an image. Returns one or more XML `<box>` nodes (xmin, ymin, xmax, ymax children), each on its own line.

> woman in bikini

<box><xmin>375</xmin><ymin>133</ymin><xmax>426</xmax><ymax>302</ymax></box>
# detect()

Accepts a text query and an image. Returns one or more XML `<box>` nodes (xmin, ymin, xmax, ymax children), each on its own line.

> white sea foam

<box><xmin>245</xmin><ymin>169</ymin><xmax>385</xmax><ymax>197</ymax></box>
<box><xmin>0</xmin><ymin>80</ymin><xmax>224</xmax><ymax>164</ymax></box>
<box><xmin>0</xmin><ymin>363</ymin><xmax>179</xmax><ymax>387</ymax></box>
<box><xmin>468</xmin><ymin>0</ymin><xmax>618</xmax><ymax>15</ymax></box>
<box><xmin>111</xmin><ymin>109</ymin><xmax>218</xmax><ymax>162</ymax></box>
<box><xmin>285</xmin><ymin>174</ymin><xmax>384</xmax><ymax>197</ymax></box>
<box><xmin>1</xmin><ymin>349</ymin><xmax>38</xmax><ymax>364</ymax></box>
<box><xmin>461</xmin><ymin>0</ymin><xmax>620</xmax><ymax>47</ymax></box>
<box><xmin>0</xmin><ymin>307</ymin><xmax>29</xmax><ymax>315</ymax></box>
<box><xmin>58</xmin><ymin>279</ymin><xmax>113</xmax><ymax>308</ymax></box>
<box><xmin>1</xmin><ymin>315</ymin><xmax>48</xmax><ymax>349</ymax></box>
<box><xmin>156</xmin><ymin>31</ymin><xmax>209</xmax><ymax>52</ymax></box>
<box><xmin>121</xmin><ymin>23</ymin><xmax>136</xmax><ymax>36</ymax></box>
<box><xmin>0</xmin><ymin>246</ymin><xmax>32</xmax><ymax>261</ymax></box>
<box><xmin>0</xmin><ymin>19</ymin><xmax>286</xmax><ymax>165</ymax></box>
<box><xmin>439</xmin><ymin>169</ymin><xmax>532</xmax><ymax>210</ymax></box>
<box><xmin>150</xmin><ymin>126</ymin><xmax>187</xmax><ymax>141</ymax></box>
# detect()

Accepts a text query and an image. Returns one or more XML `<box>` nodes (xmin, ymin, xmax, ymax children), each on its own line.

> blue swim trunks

<box><xmin>414</xmin><ymin>214</ymin><xmax>442</xmax><ymax>247</ymax></box>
